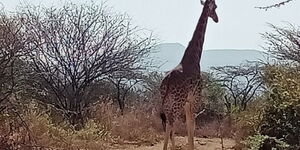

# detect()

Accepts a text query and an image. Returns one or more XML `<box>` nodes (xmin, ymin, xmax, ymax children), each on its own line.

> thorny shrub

<box><xmin>0</xmin><ymin>101</ymin><xmax>109</xmax><ymax>150</ymax></box>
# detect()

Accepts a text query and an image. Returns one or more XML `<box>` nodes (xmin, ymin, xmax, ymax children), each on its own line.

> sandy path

<box><xmin>111</xmin><ymin>137</ymin><xmax>235</xmax><ymax>150</ymax></box>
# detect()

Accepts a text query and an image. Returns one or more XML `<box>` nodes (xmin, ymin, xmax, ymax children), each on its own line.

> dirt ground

<box><xmin>110</xmin><ymin>136</ymin><xmax>235</xmax><ymax>150</ymax></box>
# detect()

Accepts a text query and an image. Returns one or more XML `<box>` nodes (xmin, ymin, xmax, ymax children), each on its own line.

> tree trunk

<box><xmin>116</xmin><ymin>86</ymin><xmax>124</xmax><ymax>115</ymax></box>
<box><xmin>68</xmin><ymin>95</ymin><xmax>84</xmax><ymax>130</ymax></box>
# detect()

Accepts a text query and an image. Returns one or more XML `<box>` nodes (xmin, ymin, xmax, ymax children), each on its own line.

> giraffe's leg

<box><xmin>163</xmin><ymin>123</ymin><xmax>171</xmax><ymax>150</ymax></box>
<box><xmin>170</xmin><ymin>123</ymin><xmax>175</xmax><ymax>150</ymax></box>
<box><xmin>184</xmin><ymin>102</ymin><xmax>195</xmax><ymax>150</ymax></box>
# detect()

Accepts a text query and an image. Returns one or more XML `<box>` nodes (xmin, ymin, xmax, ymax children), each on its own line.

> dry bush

<box><xmin>0</xmin><ymin>101</ymin><xmax>109</xmax><ymax>150</ymax></box>
<box><xmin>90</xmin><ymin>101</ymin><xmax>163</xmax><ymax>146</ymax></box>
<box><xmin>171</xmin><ymin>116</ymin><xmax>233</xmax><ymax>139</ymax></box>
<box><xmin>0</xmin><ymin>97</ymin><xmax>163</xmax><ymax>149</ymax></box>
<box><xmin>196</xmin><ymin>120</ymin><xmax>222</xmax><ymax>138</ymax></box>
<box><xmin>111</xmin><ymin>109</ymin><xmax>162</xmax><ymax>145</ymax></box>
<box><xmin>196</xmin><ymin>109</ymin><xmax>234</xmax><ymax>138</ymax></box>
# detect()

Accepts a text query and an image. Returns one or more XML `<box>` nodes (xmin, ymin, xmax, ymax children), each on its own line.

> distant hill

<box><xmin>150</xmin><ymin>43</ymin><xmax>266</xmax><ymax>72</ymax></box>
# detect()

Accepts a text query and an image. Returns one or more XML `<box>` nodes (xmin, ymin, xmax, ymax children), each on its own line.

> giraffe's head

<box><xmin>201</xmin><ymin>0</ymin><xmax>219</xmax><ymax>23</ymax></box>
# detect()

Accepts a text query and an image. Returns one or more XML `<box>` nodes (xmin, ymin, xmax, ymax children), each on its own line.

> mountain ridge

<box><xmin>151</xmin><ymin>43</ymin><xmax>266</xmax><ymax>71</ymax></box>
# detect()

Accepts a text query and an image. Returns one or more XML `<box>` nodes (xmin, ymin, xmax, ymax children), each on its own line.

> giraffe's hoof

<box><xmin>175</xmin><ymin>145</ymin><xmax>183</xmax><ymax>150</ymax></box>
<box><xmin>197</xmin><ymin>140</ymin><xmax>207</xmax><ymax>145</ymax></box>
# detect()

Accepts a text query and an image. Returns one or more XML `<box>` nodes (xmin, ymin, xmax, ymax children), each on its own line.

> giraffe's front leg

<box><xmin>184</xmin><ymin>102</ymin><xmax>195</xmax><ymax>150</ymax></box>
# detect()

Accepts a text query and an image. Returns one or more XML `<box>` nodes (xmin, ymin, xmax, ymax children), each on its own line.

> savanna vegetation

<box><xmin>0</xmin><ymin>1</ymin><xmax>299</xmax><ymax>150</ymax></box>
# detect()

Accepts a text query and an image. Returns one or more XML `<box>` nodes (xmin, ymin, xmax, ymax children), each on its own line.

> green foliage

<box><xmin>260</xmin><ymin>65</ymin><xmax>300</xmax><ymax>149</ymax></box>
<box><xmin>235</xmin><ymin>100</ymin><xmax>264</xmax><ymax>140</ymax></box>
<box><xmin>202</xmin><ymin>72</ymin><xmax>225</xmax><ymax>113</ymax></box>
<box><xmin>242</xmin><ymin>134</ymin><xmax>289</xmax><ymax>150</ymax></box>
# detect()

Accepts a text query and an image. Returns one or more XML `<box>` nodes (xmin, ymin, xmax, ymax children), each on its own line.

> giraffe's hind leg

<box><xmin>163</xmin><ymin>123</ymin><xmax>172</xmax><ymax>150</ymax></box>
<box><xmin>170</xmin><ymin>123</ymin><xmax>175</xmax><ymax>150</ymax></box>
<box><xmin>184</xmin><ymin>102</ymin><xmax>195</xmax><ymax>150</ymax></box>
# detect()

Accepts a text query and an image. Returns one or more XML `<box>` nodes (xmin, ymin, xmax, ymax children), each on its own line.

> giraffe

<box><xmin>159</xmin><ymin>0</ymin><xmax>218</xmax><ymax>150</ymax></box>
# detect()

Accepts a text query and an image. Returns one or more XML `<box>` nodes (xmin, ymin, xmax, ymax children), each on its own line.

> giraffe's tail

<box><xmin>160</xmin><ymin>112</ymin><xmax>166</xmax><ymax>132</ymax></box>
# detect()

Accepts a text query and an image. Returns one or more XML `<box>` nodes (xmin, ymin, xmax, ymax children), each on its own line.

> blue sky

<box><xmin>2</xmin><ymin>0</ymin><xmax>300</xmax><ymax>50</ymax></box>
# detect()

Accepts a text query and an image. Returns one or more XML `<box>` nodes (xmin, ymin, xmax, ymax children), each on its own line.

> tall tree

<box><xmin>19</xmin><ymin>3</ymin><xmax>156</xmax><ymax>127</ymax></box>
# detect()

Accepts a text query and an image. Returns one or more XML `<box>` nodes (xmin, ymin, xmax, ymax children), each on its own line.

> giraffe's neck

<box><xmin>180</xmin><ymin>5</ymin><xmax>209</xmax><ymax>74</ymax></box>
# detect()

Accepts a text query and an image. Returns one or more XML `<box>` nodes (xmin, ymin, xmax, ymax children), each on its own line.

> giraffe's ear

<box><xmin>200</xmin><ymin>0</ymin><xmax>205</xmax><ymax>5</ymax></box>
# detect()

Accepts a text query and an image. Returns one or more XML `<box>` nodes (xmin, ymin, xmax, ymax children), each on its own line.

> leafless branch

<box><xmin>212</xmin><ymin>62</ymin><xmax>263</xmax><ymax>112</ymax></box>
<box><xmin>262</xmin><ymin>23</ymin><xmax>300</xmax><ymax>64</ymax></box>
<box><xmin>255</xmin><ymin>0</ymin><xmax>294</xmax><ymax>10</ymax></box>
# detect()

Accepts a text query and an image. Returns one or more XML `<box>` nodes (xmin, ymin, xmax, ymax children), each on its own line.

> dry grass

<box><xmin>0</xmin><ymin>99</ymin><xmax>236</xmax><ymax>149</ymax></box>
<box><xmin>196</xmin><ymin>120</ymin><xmax>222</xmax><ymax>138</ymax></box>
<box><xmin>90</xmin><ymin>101</ymin><xmax>163</xmax><ymax>146</ymax></box>
<box><xmin>0</xmin><ymin>101</ymin><xmax>109</xmax><ymax>150</ymax></box>
<box><xmin>167</xmin><ymin>117</ymin><xmax>234</xmax><ymax>139</ymax></box>
<box><xmin>0</xmin><ymin>99</ymin><xmax>164</xmax><ymax>149</ymax></box>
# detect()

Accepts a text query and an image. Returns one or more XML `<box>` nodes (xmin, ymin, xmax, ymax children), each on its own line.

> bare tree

<box><xmin>107</xmin><ymin>70</ymin><xmax>144</xmax><ymax>115</ymax></box>
<box><xmin>212</xmin><ymin>62</ymin><xmax>263</xmax><ymax>112</ymax></box>
<box><xmin>0</xmin><ymin>11</ymin><xmax>24</xmax><ymax>109</ymax></box>
<box><xmin>19</xmin><ymin>3</ymin><xmax>156</xmax><ymax>127</ymax></box>
<box><xmin>262</xmin><ymin>23</ymin><xmax>300</xmax><ymax>64</ymax></box>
